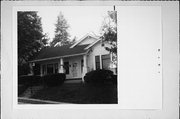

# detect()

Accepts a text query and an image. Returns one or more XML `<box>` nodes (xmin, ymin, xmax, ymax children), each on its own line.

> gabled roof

<box><xmin>30</xmin><ymin>34</ymin><xmax>103</xmax><ymax>62</ymax></box>
<box><xmin>70</xmin><ymin>33</ymin><xmax>100</xmax><ymax>48</ymax></box>
<box><xmin>31</xmin><ymin>44</ymin><xmax>89</xmax><ymax>62</ymax></box>
<box><xmin>84</xmin><ymin>39</ymin><xmax>101</xmax><ymax>50</ymax></box>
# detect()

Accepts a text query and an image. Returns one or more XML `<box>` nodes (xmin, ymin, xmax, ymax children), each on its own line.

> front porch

<box><xmin>29</xmin><ymin>54</ymin><xmax>88</xmax><ymax>82</ymax></box>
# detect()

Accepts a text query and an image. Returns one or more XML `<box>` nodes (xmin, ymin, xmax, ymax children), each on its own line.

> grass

<box><xmin>32</xmin><ymin>81</ymin><xmax>117</xmax><ymax>104</ymax></box>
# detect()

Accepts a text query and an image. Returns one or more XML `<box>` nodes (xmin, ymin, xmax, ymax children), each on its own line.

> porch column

<box><xmin>29</xmin><ymin>62</ymin><xmax>34</xmax><ymax>75</ymax></box>
<box><xmin>59</xmin><ymin>58</ymin><xmax>64</xmax><ymax>73</ymax></box>
<box><xmin>82</xmin><ymin>55</ymin><xmax>88</xmax><ymax>82</ymax></box>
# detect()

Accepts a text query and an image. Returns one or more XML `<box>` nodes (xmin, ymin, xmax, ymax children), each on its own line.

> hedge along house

<box><xmin>29</xmin><ymin>34</ymin><xmax>117</xmax><ymax>81</ymax></box>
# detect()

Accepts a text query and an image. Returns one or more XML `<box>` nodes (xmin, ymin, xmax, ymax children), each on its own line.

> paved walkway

<box><xmin>64</xmin><ymin>79</ymin><xmax>83</xmax><ymax>84</ymax></box>
<box><xmin>18</xmin><ymin>97</ymin><xmax>70</xmax><ymax>104</ymax></box>
<box><xmin>20</xmin><ymin>86</ymin><xmax>43</xmax><ymax>98</ymax></box>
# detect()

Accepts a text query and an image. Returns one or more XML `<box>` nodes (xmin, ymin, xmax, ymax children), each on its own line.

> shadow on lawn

<box><xmin>32</xmin><ymin>81</ymin><xmax>117</xmax><ymax>104</ymax></box>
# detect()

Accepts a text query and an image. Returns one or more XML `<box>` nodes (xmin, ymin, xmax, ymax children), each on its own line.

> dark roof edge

<box><xmin>29</xmin><ymin>52</ymin><xmax>87</xmax><ymax>63</ymax></box>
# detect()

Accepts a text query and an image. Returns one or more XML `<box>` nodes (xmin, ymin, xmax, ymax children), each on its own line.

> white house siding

<box><xmin>87</xmin><ymin>42</ymin><xmax>112</xmax><ymax>71</ymax></box>
<box><xmin>78</xmin><ymin>37</ymin><xmax>97</xmax><ymax>46</ymax></box>
<box><xmin>63</xmin><ymin>55</ymin><xmax>83</xmax><ymax>79</ymax></box>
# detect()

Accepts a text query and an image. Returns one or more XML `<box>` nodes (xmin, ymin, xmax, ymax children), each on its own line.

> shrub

<box><xmin>18</xmin><ymin>75</ymin><xmax>42</xmax><ymax>86</ymax></box>
<box><xmin>42</xmin><ymin>73</ymin><xmax>66</xmax><ymax>87</ymax></box>
<box><xmin>112</xmin><ymin>75</ymin><xmax>117</xmax><ymax>84</ymax></box>
<box><xmin>18</xmin><ymin>64</ymin><xmax>30</xmax><ymax>76</ymax></box>
<box><xmin>84</xmin><ymin>69</ymin><xmax>114</xmax><ymax>85</ymax></box>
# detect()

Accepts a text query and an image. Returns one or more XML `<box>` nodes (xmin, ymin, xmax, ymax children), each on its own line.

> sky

<box><xmin>37</xmin><ymin>6</ymin><xmax>113</xmax><ymax>42</ymax></box>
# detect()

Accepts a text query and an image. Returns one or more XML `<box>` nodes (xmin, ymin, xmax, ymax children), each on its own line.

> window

<box><xmin>102</xmin><ymin>54</ymin><xmax>110</xmax><ymax>69</ymax></box>
<box><xmin>54</xmin><ymin>63</ymin><xmax>58</xmax><ymax>74</ymax></box>
<box><xmin>42</xmin><ymin>64</ymin><xmax>46</xmax><ymax>75</ymax></box>
<box><xmin>34</xmin><ymin>64</ymin><xmax>40</xmax><ymax>75</ymax></box>
<box><xmin>47</xmin><ymin>64</ymin><xmax>54</xmax><ymax>74</ymax></box>
<box><xmin>95</xmin><ymin>55</ymin><xmax>100</xmax><ymax>69</ymax></box>
<box><xmin>81</xmin><ymin>59</ymin><xmax>83</xmax><ymax>73</ymax></box>
<box><xmin>64</xmin><ymin>62</ymin><xmax>69</xmax><ymax>74</ymax></box>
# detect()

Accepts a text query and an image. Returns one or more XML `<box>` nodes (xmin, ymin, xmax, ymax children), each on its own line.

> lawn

<box><xmin>32</xmin><ymin>81</ymin><xmax>117</xmax><ymax>104</ymax></box>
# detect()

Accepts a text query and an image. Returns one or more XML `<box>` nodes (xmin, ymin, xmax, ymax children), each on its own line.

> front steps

<box><xmin>20</xmin><ymin>86</ymin><xmax>43</xmax><ymax>98</ymax></box>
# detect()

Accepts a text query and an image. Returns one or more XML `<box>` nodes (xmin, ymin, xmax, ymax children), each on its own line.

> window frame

<box><xmin>101</xmin><ymin>54</ymin><xmax>111</xmax><ymax>69</ymax></box>
<box><xmin>46</xmin><ymin>64</ymin><xmax>54</xmax><ymax>74</ymax></box>
<box><xmin>95</xmin><ymin>55</ymin><xmax>100</xmax><ymax>70</ymax></box>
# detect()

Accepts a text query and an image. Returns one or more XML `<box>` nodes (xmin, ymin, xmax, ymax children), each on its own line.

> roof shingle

<box><xmin>32</xmin><ymin>44</ymin><xmax>89</xmax><ymax>62</ymax></box>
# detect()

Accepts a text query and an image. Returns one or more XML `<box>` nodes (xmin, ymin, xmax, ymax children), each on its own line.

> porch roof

<box><xmin>31</xmin><ymin>44</ymin><xmax>89</xmax><ymax>62</ymax></box>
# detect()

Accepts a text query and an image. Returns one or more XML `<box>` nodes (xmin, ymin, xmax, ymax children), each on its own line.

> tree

<box><xmin>70</xmin><ymin>36</ymin><xmax>77</xmax><ymax>44</ymax></box>
<box><xmin>100</xmin><ymin>11</ymin><xmax>117</xmax><ymax>54</ymax></box>
<box><xmin>41</xmin><ymin>33</ymin><xmax>50</xmax><ymax>47</ymax></box>
<box><xmin>18</xmin><ymin>11</ymin><xmax>46</xmax><ymax>75</ymax></box>
<box><xmin>51</xmin><ymin>12</ymin><xmax>70</xmax><ymax>47</ymax></box>
<box><xmin>100</xmin><ymin>11</ymin><xmax>117</xmax><ymax>68</ymax></box>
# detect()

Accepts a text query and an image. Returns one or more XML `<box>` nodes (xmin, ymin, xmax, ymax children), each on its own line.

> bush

<box><xmin>18</xmin><ymin>75</ymin><xmax>42</xmax><ymax>86</ymax></box>
<box><xmin>84</xmin><ymin>69</ymin><xmax>114</xmax><ymax>85</ymax></box>
<box><xmin>18</xmin><ymin>64</ymin><xmax>30</xmax><ymax>76</ymax></box>
<box><xmin>42</xmin><ymin>73</ymin><xmax>66</xmax><ymax>87</ymax></box>
<box><xmin>112</xmin><ymin>75</ymin><xmax>117</xmax><ymax>84</ymax></box>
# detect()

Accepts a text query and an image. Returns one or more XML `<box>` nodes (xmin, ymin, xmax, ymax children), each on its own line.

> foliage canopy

<box><xmin>100</xmin><ymin>11</ymin><xmax>117</xmax><ymax>55</ymax></box>
<box><xmin>51</xmin><ymin>12</ymin><xmax>71</xmax><ymax>47</ymax></box>
<box><xmin>18</xmin><ymin>11</ymin><xmax>47</xmax><ymax>74</ymax></box>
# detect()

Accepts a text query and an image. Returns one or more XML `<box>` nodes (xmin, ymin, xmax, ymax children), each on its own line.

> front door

<box><xmin>72</xmin><ymin>62</ymin><xmax>78</xmax><ymax>78</ymax></box>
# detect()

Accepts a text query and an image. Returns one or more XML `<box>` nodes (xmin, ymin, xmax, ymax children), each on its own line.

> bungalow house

<box><xmin>30</xmin><ymin>34</ymin><xmax>117</xmax><ymax>81</ymax></box>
